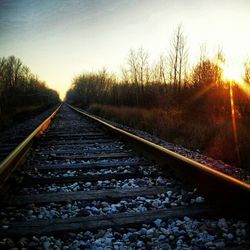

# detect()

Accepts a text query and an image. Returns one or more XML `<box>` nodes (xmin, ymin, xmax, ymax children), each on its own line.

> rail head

<box><xmin>67</xmin><ymin>104</ymin><xmax>250</xmax><ymax>200</ymax></box>
<box><xmin>0</xmin><ymin>104</ymin><xmax>62</xmax><ymax>188</ymax></box>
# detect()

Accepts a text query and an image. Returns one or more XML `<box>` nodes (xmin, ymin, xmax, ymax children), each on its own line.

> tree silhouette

<box><xmin>168</xmin><ymin>25</ymin><xmax>188</xmax><ymax>92</ymax></box>
<box><xmin>0</xmin><ymin>56</ymin><xmax>59</xmax><ymax>119</ymax></box>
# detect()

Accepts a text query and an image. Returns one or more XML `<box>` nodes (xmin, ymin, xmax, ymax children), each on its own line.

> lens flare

<box><xmin>229</xmin><ymin>81</ymin><xmax>241</xmax><ymax>165</ymax></box>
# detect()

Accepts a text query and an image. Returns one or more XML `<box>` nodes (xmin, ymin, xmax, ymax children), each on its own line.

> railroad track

<box><xmin>0</xmin><ymin>106</ymin><xmax>58</xmax><ymax>163</ymax></box>
<box><xmin>0</xmin><ymin>103</ymin><xmax>249</xmax><ymax>249</ymax></box>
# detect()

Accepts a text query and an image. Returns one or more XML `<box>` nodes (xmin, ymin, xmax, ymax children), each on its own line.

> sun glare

<box><xmin>222</xmin><ymin>63</ymin><xmax>244</xmax><ymax>83</ymax></box>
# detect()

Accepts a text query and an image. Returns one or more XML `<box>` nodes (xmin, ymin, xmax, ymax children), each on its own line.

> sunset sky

<box><xmin>0</xmin><ymin>0</ymin><xmax>250</xmax><ymax>98</ymax></box>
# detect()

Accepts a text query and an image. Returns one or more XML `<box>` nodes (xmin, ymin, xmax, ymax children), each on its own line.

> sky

<box><xmin>0</xmin><ymin>0</ymin><xmax>250</xmax><ymax>98</ymax></box>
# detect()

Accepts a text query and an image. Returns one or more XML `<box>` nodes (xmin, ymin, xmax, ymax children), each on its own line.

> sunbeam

<box><xmin>229</xmin><ymin>81</ymin><xmax>241</xmax><ymax>165</ymax></box>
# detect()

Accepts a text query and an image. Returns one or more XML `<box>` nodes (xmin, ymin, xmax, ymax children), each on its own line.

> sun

<box><xmin>221</xmin><ymin>61</ymin><xmax>250</xmax><ymax>99</ymax></box>
<box><xmin>221</xmin><ymin>62</ymin><xmax>244</xmax><ymax>83</ymax></box>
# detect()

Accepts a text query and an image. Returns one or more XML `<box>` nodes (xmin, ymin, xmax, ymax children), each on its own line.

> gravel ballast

<box><xmin>0</xmin><ymin>217</ymin><xmax>248</xmax><ymax>249</ymax></box>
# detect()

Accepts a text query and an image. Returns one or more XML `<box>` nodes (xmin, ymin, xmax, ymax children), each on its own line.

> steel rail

<box><xmin>0</xmin><ymin>104</ymin><xmax>62</xmax><ymax>189</ymax></box>
<box><xmin>67</xmin><ymin>104</ymin><xmax>250</xmax><ymax>215</ymax></box>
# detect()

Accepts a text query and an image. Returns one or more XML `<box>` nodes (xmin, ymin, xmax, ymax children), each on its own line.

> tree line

<box><xmin>0</xmin><ymin>56</ymin><xmax>60</xmax><ymax>117</ymax></box>
<box><xmin>66</xmin><ymin>26</ymin><xmax>250</xmax><ymax>118</ymax></box>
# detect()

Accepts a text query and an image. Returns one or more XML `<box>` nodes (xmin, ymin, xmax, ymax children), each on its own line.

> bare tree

<box><xmin>127</xmin><ymin>49</ymin><xmax>139</xmax><ymax>85</ymax></box>
<box><xmin>124</xmin><ymin>48</ymin><xmax>150</xmax><ymax>104</ymax></box>
<box><xmin>152</xmin><ymin>55</ymin><xmax>167</xmax><ymax>84</ymax></box>
<box><xmin>168</xmin><ymin>25</ymin><xmax>188</xmax><ymax>92</ymax></box>
<box><xmin>244</xmin><ymin>60</ymin><xmax>250</xmax><ymax>84</ymax></box>
<box><xmin>121</xmin><ymin>66</ymin><xmax>130</xmax><ymax>84</ymax></box>
<box><xmin>137</xmin><ymin>47</ymin><xmax>149</xmax><ymax>85</ymax></box>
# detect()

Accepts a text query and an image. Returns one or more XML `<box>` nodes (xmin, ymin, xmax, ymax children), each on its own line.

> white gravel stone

<box><xmin>226</xmin><ymin>233</ymin><xmax>234</xmax><ymax>240</ymax></box>
<box><xmin>43</xmin><ymin>241</ymin><xmax>50</xmax><ymax>250</ymax></box>
<box><xmin>166</xmin><ymin>191</ymin><xmax>173</xmax><ymax>197</ymax></box>
<box><xmin>146</xmin><ymin>228</ymin><xmax>155</xmax><ymax>235</ymax></box>
<box><xmin>214</xmin><ymin>239</ymin><xmax>226</xmax><ymax>248</ymax></box>
<box><xmin>218</xmin><ymin>218</ymin><xmax>227</xmax><ymax>228</ymax></box>
<box><xmin>154</xmin><ymin>219</ymin><xmax>162</xmax><ymax>227</ymax></box>
<box><xmin>195</xmin><ymin>196</ymin><xmax>205</xmax><ymax>203</ymax></box>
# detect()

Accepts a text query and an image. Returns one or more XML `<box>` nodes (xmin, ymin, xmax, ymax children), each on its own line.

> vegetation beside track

<box><xmin>0</xmin><ymin>56</ymin><xmax>60</xmax><ymax>130</ymax></box>
<box><xmin>0</xmin><ymin>104</ymin><xmax>58</xmax><ymax>131</ymax></box>
<box><xmin>64</xmin><ymin>25</ymin><xmax>250</xmax><ymax>170</ymax></box>
<box><xmin>65</xmin><ymin>27</ymin><xmax>250</xmax><ymax>170</ymax></box>
<box><xmin>88</xmin><ymin>104</ymin><xmax>250</xmax><ymax>170</ymax></box>
<box><xmin>65</xmin><ymin>51</ymin><xmax>250</xmax><ymax>170</ymax></box>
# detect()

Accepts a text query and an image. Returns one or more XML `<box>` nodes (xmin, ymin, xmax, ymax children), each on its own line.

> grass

<box><xmin>0</xmin><ymin>104</ymin><xmax>51</xmax><ymax>131</ymax></box>
<box><xmin>88</xmin><ymin>104</ymin><xmax>250</xmax><ymax>170</ymax></box>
